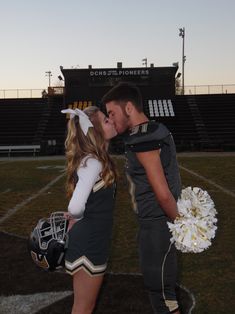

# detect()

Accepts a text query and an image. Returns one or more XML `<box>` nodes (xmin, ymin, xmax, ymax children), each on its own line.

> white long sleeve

<box><xmin>68</xmin><ymin>157</ymin><xmax>102</xmax><ymax>219</ymax></box>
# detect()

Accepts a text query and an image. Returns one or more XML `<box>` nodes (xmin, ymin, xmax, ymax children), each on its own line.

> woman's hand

<box><xmin>64</xmin><ymin>212</ymin><xmax>77</xmax><ymax>231</ymax></box>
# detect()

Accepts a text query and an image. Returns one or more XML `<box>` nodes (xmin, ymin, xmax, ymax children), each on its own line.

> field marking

<box><xmin>179</xmin><ymin>165</ymin><xmax>235</xmax><ymax>198</ymax></box>
<box><xmin>108</xmin><ymin>271</ymin><xmax>195</xmax><ymax>313</ymax></box>
<box><xmin>0</xmin><ymin>231</ymin><xmax>194</xmax><ymax>314</ymax></box>
<box><xmin>0</xmin><ymin>188</ymin><xmax>11</xmax><ymax>195</ymax></box>
<box><xmin>178</xmin><ymin>284</ymin><xmax>196</xmax><ymax>314</ymax></box>
<box><xmin>0</xmin><ymin>173</ymin><xmax>65</xmax><ymax>225</ymax></box>
<box><xmin>0</xmin><ymin>282</ymin><xmax>195</xmax><ymax>314</ymax></box>
<box><xmin>36</xmin><ymin>165</ymin><xmax>65</xmax><ymax>170</ymax></box>
<box><xmin>0</xmin><ymin>291</ymin><xmax>72</xmax><ymax>314</ymax></box>
<box><xmin>0</xmin><ymin>267</ymin><xmax>195</xmax><ymax>314</ymax></box>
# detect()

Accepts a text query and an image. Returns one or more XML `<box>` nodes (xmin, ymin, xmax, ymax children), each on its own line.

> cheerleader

<box><xmin>62</xmin><ymin>106</ymin><xmax>117</xmax><ymax>314</ymax></box>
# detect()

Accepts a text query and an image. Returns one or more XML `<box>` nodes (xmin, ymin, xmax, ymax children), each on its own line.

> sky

<box><xmin>0</xmin><ymin>0</ymin><xmax>235</xmax><ymax>90</ymax></box>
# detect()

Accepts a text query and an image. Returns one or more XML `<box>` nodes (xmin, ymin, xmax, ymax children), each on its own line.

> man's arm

<box><xmin>136</xmin><ymin>150</ymin><xmax>179</xmax><ymax>221</ymax></box>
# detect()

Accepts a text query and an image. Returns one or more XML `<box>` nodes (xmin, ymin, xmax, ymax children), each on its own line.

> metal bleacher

<box><xmin>144</xmin><ymin>94</ymin><xmax>235</xmax><ymax>151</ymax></box>
<box><xmin>0</xmin><ymin>96</ymin><xmax>66</xmax><ymax>156</ymax></box>
<box><xmin>0</xmin><ymin>93</ymin><xmax>234</xmax><ymax>155</ymax></box>
<box><xmin>145</xmin><ymin>96</ymin><xmax>200</xmax><ymax>151</ymax></box>
<box><xmin>0</xmin><ymin>98</ymin><xmax>46</xmax><ymax>146</ymax></box>
<box><xmin>190</xmin><ymin>94</ymin><xmax>235</xmax><ymax>150</ymax></box>
<box><xmin>40</xmin><ymin>96</ymin><xmax>67</xmax><ymax>154</ymax></box>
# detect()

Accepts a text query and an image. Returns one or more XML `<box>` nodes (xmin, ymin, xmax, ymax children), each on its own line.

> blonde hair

<box><xmin>64</xmin><ymin>106</ymin><xmax>117</xmax><ymax>198</ymax></box>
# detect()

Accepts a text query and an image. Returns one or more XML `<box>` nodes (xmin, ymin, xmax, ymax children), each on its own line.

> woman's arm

<box><xmin>68</xmin><ymin>157</ymin><xmax>102</xmax><ymax>219</ymax></box>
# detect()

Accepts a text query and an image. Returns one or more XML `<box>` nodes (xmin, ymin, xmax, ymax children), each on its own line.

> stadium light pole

<box><xmin>142</xmin><ymin>58</ymin><xmax>147</xmax><ymax>67</ymax></box>
<box><xmin>45</xmin><ymin>71</ymin><xmax>52</xmax><ymax>87</ymax></box>
<box><xmin>179</xmin><ymin>27</ymin><xmax>186</xmax><ymax>95</ymax></box>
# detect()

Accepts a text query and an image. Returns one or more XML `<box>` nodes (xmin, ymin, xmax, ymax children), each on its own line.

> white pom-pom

<box><xmin>167</xmin><ymin>187</ymin><xmax>217</xmax><ymax>253</ymax></box>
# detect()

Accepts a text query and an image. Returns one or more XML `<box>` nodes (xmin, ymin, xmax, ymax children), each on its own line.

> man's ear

<box><xmin>125</xmin><ymin>101</ymin><xmax>133</xmax><ymax>115</ymax></box>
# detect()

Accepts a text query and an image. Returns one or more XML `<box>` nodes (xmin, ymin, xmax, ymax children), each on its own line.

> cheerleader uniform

<box><xmin>65</xmin><ymin>156</ymin><xmax>115</xmax><ymax>277</ymax></box>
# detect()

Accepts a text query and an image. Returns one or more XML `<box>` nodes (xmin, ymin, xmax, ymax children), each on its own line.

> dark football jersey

<box><xmin>124</xmin><ymin>121</ymin><xmax>181</xmax><ymax>219</ymax></box>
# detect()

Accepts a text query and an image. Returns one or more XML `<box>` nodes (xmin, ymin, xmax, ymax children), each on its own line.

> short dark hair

<box><xmin>102</xmin><ymin>82</ymin><xmax>143</xmax><ymax>112</ymax></box>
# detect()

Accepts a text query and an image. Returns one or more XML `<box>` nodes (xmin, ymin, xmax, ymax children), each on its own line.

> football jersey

<box><xmin>124</xmin><ymin>121</ymin><xmax>181</xmax><ymax>219</ymax></box>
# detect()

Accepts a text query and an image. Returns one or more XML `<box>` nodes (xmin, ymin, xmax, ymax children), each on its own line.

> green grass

<box><xmin>0</xmin><ymin>155</ymin><xmax>235</xmax><ymax>313</ymax></box>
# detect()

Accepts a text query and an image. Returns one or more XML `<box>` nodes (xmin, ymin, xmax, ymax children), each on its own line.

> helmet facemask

<box><xmin>37</xmin><ymin>212</ymin><xmax>68</xmax><ymax>250</ymax></box>
<box><xmin>29</xmin><ymin>211</ymin><xmax>69</xmax><ymax>271</ymax></box>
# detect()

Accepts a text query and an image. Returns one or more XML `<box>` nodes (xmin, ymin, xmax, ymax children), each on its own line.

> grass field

<box><xmin>0</xmin><ymin>154</ymin><xmax>235</xmax><ymax>314</ymax></box>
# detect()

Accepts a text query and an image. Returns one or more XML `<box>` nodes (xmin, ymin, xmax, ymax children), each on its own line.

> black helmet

<box><xmin>28</xmin><ymin>211</ymin><xmax>68</xmax><ymax>271</ymax></box>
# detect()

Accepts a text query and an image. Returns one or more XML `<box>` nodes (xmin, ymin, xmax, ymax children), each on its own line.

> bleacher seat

<box><xmin>0</xmin><ymin>98</ymin><xmax>46</xmax><ymax>145</ymax></box>
<box><xmin>145</xmin><ymin>96</ymin><xmax>200</xmax><ymax>150</ymax></box>
<box><xmin>192</xmin><ymin>94</ymin><xmax>235</xmax><ymax>149</ymax></box>
<box><xmin>0</xmin><ymin>93</ymin><xmax>234</xmax><ymax>154</ymax></box>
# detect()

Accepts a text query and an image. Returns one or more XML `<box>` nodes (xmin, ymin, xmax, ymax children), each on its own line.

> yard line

<box><xmin>0</xmin><ymin>291</ymin><xmax>72</xmax><ymax>314</ymax></box>
<box><xmin>0</xmin><ymin>231</ymin><xmax>196</xmax><ymax>314</ymax></box>
<box><xmin>0</xmin><ymin>188</ymin><xmax>11</xmax><ymax>195</ymax></box>
<box><xmin>0</xmin><ymin>279</ymin><xmax>195</xmax><ymax>314</ymax></box>
<box><xmin>179</xmin><ymin>165</ymin><xmax>235</xmax><ymax>198</ymax></box>
<box><xmin>0</xmin><ymin>173</ymin><xmax>65</xmax><ymax>225</ymax></box>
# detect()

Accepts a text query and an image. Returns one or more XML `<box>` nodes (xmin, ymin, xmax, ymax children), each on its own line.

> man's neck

<box><xmin>129</xmin><ymin>112</ymin><xmax>149</xmax><ymax>129</ymax></box>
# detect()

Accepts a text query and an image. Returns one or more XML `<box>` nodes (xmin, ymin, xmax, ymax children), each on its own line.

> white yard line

<box><xmin>0</xmin><ymin>249</ymin><xmax>195</xmax><ymax>314</ymax></box>
<box><xmin>179</xmin><ymin>165</ymin><xmax>235</xmax><ymax>198</ymax></box>
<box><xmin>0</xmin><ymin>173</ymin><xmax>65</xmax><ymax>225</ymax></box>
<box><xmin>0</xmin><ymin>291</ymin><xmax>72</xmax><ymax>314</ymax></box>
<box><xmin>0</xmin><ymin>188</ymin><xmax>11</xmax><ymax>195</ymax></box>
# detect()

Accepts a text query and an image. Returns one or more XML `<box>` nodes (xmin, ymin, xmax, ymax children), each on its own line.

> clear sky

<box><xmin>1</xmin><ymin>0</ymin><xmax>234</xmax><ymax>89</ymax></box>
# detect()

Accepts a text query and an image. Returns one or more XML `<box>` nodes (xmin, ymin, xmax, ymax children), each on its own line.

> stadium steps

<box><xmin>194</xmin><ymin>94</ymin><xmax>235</xmax><ymax>150</ymax></box>
<box><xmin>33</xmin><ymin>96</ymin><xmax>54</xmax><ymax>145</ymax></box>
<box><xmin>186</xmin><ymin>95</ymin><xmax>210</xmax><ymax>146</ymax></box>
<box><xmin>40</xmin><ymin>96</ymin><xmax>67</xmax><ymax>154</ymax></box>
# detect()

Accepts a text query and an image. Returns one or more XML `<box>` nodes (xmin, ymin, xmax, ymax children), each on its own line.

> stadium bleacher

<box><xmin>144</xmin><ymin>94</ymin><xmax>235</xmax><ymax>151</ymax></box>
<box><xmin>192</xmin><ymin>94</ymin><xmax>235</xmax><ymax>150</ymax></box>
<box><xmin>145</xmin><ymin>96</ymin><xmax>200</xmax><ymax>151</ymax></box>
<box><xmin>0</xmin><ymin>98</ymin><xmax>45</xmax><ymax>146</ymax></box>
<box><xmin>0</xmin><ymin>93</ymin><xmax>234</xmax><ymax>155</ymax></box>
<box><xmin>0</xmin><ymin>97</ymin><xmax>66</xmax><ymax>155</ymax></box>
<box><xmin>40</xmin><ymin>96</ymin><xmax>67</xmax><ymax>154</ymax></box>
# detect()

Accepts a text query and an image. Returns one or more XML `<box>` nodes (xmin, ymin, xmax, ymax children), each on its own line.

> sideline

<box><xmin>177</xmin><ymin>151</ymin><xmax>235</xmax><ymax>157</ymax></box>
<box><xmin>0</xmin><ymin>151</ymin><xmax>235</xmax><ymax>162</ymax></box>
<box><xmin>0</xmin><ymin>155</ymin><xmax>65</xmax><ymax>162</ymax></box>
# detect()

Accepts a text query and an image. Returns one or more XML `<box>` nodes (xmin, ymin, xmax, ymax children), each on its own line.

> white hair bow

<box><xmin>61</xmin><ymin>108</ymin><xmax>93</xmax><ymax>135</ymax></box>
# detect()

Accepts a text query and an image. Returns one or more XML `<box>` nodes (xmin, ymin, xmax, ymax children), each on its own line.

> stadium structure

<box><xmin>0</xmin><ymin>62</ymin><xmax>234</xmax><ymax>156</ymax></box>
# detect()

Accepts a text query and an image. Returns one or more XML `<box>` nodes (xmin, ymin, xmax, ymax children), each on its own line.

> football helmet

<box><xmin>28</xmin><ymin>211</ymin><xmax>69</xmax><ymax>271</ymax></box>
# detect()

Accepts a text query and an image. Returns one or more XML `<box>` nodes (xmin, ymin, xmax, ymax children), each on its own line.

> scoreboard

<box><xmin>61</xmin><ymin>64</ymin><xmax>177</xmax><ymax>110</ymax></box>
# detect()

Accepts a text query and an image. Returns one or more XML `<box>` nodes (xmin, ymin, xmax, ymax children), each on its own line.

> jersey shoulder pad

<box><xmin>125</xmin><ymin>121</ymin><xmax>170</xmax><ymax>152</ymax></box>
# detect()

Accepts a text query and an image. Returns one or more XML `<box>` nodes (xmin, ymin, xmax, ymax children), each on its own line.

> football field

<box><xmin>0</xmin><ymin>153</ymin><xmax>234</xmax><ymax>314</ymax></box>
